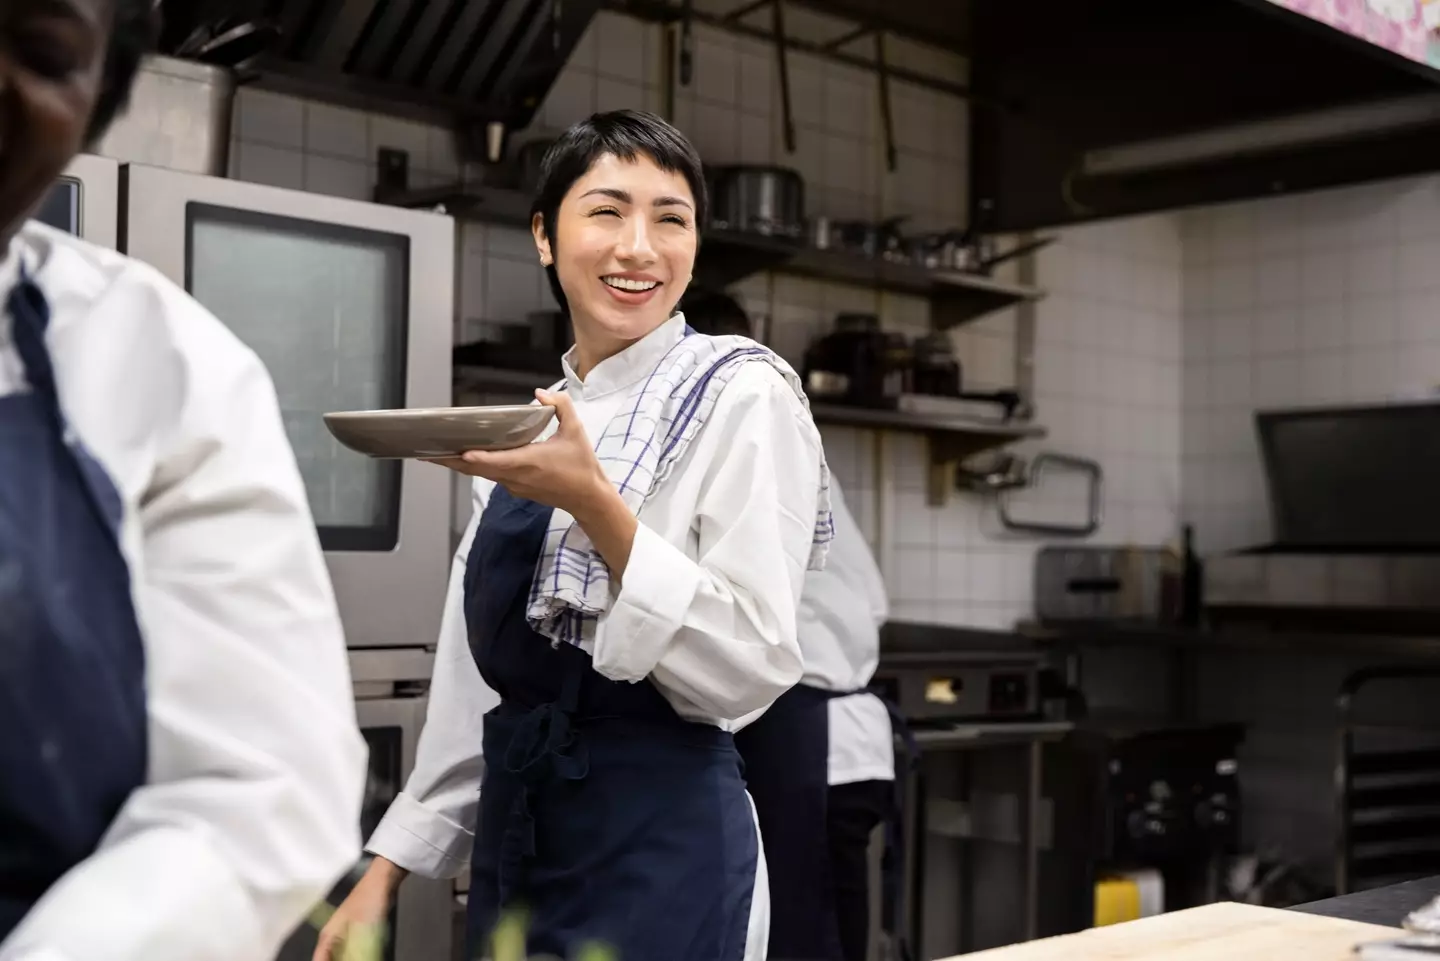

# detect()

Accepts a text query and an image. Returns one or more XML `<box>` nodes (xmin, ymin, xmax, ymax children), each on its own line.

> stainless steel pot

<box><xmin>709</xmin><ymin>165</ymin><xmax>804</xmax><ymax>238</ymax></box>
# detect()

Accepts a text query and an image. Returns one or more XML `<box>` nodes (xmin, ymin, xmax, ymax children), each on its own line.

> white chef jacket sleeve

<box><xmin>365</xmin><ymin>479</ymin><xmax>499</xmax><ymax>879</ymax></box>
<box><xmin>1</xmin><ymin>287</ymin><xmax>366</xmax><ymax>961</ymax></box>
<box><xmin>591</xmin><ymin>363</ymin><xmax>820</xmax><ymax>720</ymax></box>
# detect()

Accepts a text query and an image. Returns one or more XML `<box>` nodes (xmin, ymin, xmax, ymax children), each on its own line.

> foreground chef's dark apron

<box><xmin>734</xmin><ymin>683</ymin><xmax>844</xmax><ymax>961</ymax></box>
<box><xmin>0</xmin><ymin>277</ymin><xmax>148</xmax><ymax>939</ymax></box>
<box><xmin>462</xmin><ymin>485</ymin><xmax>758</xmax><ymax>961</ymax></box>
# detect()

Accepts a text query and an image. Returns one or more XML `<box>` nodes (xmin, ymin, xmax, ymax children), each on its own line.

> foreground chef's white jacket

<box><xmin>0</xmin><ymin>222</ymin><xmax>367</xmax><ymax>961</ymax></box>
<box><xmin>368</xmin><ymin>313</ymin><xmax>821</xmax><ymax>881</ymax></box>
<box><xmin>796</xmin><ymin>481</ymin><xmax>895</xmax><ymax>786</ymax></box>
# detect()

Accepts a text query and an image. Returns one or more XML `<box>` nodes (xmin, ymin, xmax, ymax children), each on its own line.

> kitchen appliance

<box><xmin>911</xmin><ymin>332</ymin><xmax>962</xmax><ymax>397</ymax></box>
<box><xmin>94</xmin><ymin>56</ymin><xmax>235</xmax><ymax>176</ymax></box>
<box><xmin>1035</xmin><ymin>546</ymin><xmax>1179</xmax><ymax>625</ymax></box>
<box><xmin>250</xmin><ymin>0</ymin><xmax>598</xmax><ymax>141</ymax></box>
<box><xmin>1207</xmin><ymin>402</ymin><xmax>1440</xmax><ymax>633</ymax></box>
<box><xmin>35</xmin><ymin>154</ymin><xmax>120</xmax><ymax>247</ymax></box>
<box><xmin>275</xmin><ymin>650</ymin><xmax>452</xmax><ymax>961</ymax></box>
<box><xmin>120</xmin><ymin>164</ymin><xmax>454</xmax><ymax>649</ymax></box>
<box><xmin>709</xmin><ymin>165</ymin><xmax>805</xmax><ymax>238</ymax></box>
<box><xmin>802</xmin><ymin>313</ymin><xmax>908</xmax><ymax>407</ymax></box>
<box><xmin>161</xmin><ymin>0</ymin><xmax>281</xmax><ymax>71</ymax></box>
<box><xmin>872</xmin><ymin>648</ymin><xmax>1046</xmax><ymax>723</ymax></box>
<box><xmin>1039</xmin><ymin>719</ymin><xmax>1246</xmax><ymax>939</ymax></box>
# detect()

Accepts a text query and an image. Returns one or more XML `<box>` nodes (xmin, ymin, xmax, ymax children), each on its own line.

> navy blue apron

<box><xmin>462</xmin><ymin>485</ymin><xmax>758</xmax><ymax>961</ymax></box>
<box><xmin>737</xmin><ymin>685</ymin><xmax>920</xmax><ymax>961</ymax></box>
<box><xmin>734</xmin><ymin>684</ymin><xmax>845</xmax><ymax>961</ymax></box>
<box><xmin>873</xmin><ymin>693</ymin><xmax>918</xmax><ymax>961</ymax></box>
<box><xmin>0</xmin><ymin>276</ymin><xmax>149</xmax><ymax>938</ymax></box>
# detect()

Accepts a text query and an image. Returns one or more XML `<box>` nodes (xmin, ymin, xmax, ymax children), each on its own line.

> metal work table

<box><xmin>1292</xmin><ymin>875</ymin><xmax>1440</xmax><ymax>928</ymax></box>
<box><xmin>898</xmin><ymin>719</ymin><xmax>1074</xmax><ymax>955</ymax></box>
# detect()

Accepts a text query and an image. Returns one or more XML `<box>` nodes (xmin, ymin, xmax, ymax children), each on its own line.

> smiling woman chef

<box><xmin>316</xmin><ymin>110</ymin><xmax>833</xmax><ymax>961</ymax></box>
<box><xmin>0</xmin><ymin>2</ymin><xmax>367</xmax><ymax>960</ymax></box>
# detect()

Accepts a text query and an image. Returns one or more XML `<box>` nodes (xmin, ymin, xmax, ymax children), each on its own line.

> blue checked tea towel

<box><xmin>527</xmin><ymin>328</ymin><xmax>834</xmax><ymax>648</ymax></box>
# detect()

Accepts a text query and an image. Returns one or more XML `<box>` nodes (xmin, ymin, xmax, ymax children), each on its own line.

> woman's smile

<box><xmin>600</xmin><ymin>271</ymin><xmax>663</xmax><ymax>305</ymax></box>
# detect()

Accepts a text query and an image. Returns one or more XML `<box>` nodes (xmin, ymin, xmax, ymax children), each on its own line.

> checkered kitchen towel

<box><xmin>528</xmin><ymin>328</ymin><xmax>834</xmax><ymax>648</ymax></box>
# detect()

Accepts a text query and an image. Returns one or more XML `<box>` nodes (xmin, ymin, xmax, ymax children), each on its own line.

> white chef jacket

<box><xmin>0</xmin><ymin>222</ymin><xmax>367</xmax><ymax>961</ymax></box>
<box><xmin>366</xmin><ymin>313</ymin><xmax>822</xmax><ymax>881</ymax></box>
<box><xmin>795</xmin><ymin>482</ymin><xmax>896</xmax><ymax>786</ymax></box>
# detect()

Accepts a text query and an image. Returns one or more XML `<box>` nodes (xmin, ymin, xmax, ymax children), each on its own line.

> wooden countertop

<box><xmin>937</xmin><ymin>902</ymin><xmax>1401</xmax><ymax>961</ymax></box>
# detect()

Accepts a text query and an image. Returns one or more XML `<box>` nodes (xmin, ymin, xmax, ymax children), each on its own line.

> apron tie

<box><xmin>495</xmin><ymin>658</ymin><xmax>589</xmax><ymax>905</ymax></box>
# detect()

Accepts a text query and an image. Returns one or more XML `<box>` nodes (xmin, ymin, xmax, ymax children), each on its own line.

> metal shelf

<box><xmin>699</xmin><ymin>230</ymin><xmax>1047</xmax><ymax>328</ymax></box>
<box><xmin>454</xmin><ymin>369</ymin><xmax>1047</xmax><ymax>505</ymax></box>
<box><xmin>814</xmin><ymin>403</ymin><xmax>1046</xmax><ymax>506</ymax></box>
<box><xmin>377</xmin><ymin>180</ymin><xmax>1045</xmax><ymax>329</ymax></box>
<box><xmin>812</xmin><ymin>403</ymin><xmax>1043</xmax><ymax>444</ymax></box>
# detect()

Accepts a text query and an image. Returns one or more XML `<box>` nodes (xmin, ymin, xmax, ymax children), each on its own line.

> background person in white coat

<box><xmin>683</xmin><ymin>289</ymin><xmax>896</xmax><ymax>961</ymax></box>
<box><xmin>0</xmin><ymin>2</ymin><xmax>367</xmax><ymax>960</ymax></box>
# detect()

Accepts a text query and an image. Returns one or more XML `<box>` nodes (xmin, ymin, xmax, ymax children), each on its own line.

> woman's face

<box><xmin>534</xmin><ymin>151</ymin><xmax>698</xmax><ymax>350</ymax></box>
<box><xmin>0</xmin><ymin>0</ymin><xmax>111</xmax><ymax>250</ymax></box>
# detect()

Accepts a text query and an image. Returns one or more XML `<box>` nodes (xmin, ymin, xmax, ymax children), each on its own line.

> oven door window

<box><xmin>185</xmin><ymin>203</ymin><xmax>409</xmax><ymax>552</ymax></box>
<box><xmin>275</xmin><ymin>725</ymin><xmax>401</xmax><ymax>961</ymax></box>
<box><xmin>37</xmin><ymin>179</ymin><xmax>79</xmax><ymax>235</ymax></box>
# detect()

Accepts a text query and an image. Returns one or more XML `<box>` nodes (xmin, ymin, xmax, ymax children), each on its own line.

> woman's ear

<box><xmin>532</xmin><ymin>212</ymin><xmax>552</xmax><ymax>266</ymax></box>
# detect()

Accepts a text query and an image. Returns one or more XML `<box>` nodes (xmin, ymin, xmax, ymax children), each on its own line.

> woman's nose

<box><xmin>614</xmin><ymin>217</ymin><xmax>657</xmax><ymax>264</ymax></box>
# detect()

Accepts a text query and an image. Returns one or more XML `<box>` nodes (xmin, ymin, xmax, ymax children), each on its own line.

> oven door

<box><xmin>36</xmin><ymin>154</ymin><xmax>119</xmax><ymax>247</ymax></box>
<box><xmin>275</xmin><ymin>695</ymin><xmax>454</xmax><ymax>961</ymax></box>
<box><xmin>119</xmin><ymin>163</ymin><xmax>453</xmax><ymax>649</ymax></box>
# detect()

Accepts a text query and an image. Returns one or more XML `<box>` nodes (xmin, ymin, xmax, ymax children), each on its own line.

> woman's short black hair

<box><xmin>87</xmin><ymin>0</ymin><xmax>158</xmax><ymax>146</ymax></box>
<box><xmin>679</xmin><ymin>287</ymin><xmax>752</xmax><ymax>338</ymax></box>
<box><xmin>531</xmin><ymin>110</ymin><xmax>707</xmax><ymax>314</ymax></box>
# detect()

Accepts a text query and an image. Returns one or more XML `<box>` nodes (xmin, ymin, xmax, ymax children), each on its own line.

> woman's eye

<box><xmin>589</xmin><ymin>207</ymin><xmax>622</xmax><ymax>218</ymax></box>
<box><xmin>661</xmin><ymin>215</ymin><xmax>689</xmax><ymax>227</ymax></box>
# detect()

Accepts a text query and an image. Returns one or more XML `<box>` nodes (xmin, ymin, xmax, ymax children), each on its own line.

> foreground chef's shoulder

<box><xmin>28</xmin><ymin>222</ymin><xmax>269</xmax><ymax>391</ymax></box>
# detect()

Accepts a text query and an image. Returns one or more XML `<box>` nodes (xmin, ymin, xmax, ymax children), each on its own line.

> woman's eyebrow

<box><xmin>579</xmin><ymin>187</ymin><xmax>693</xmax><ymax>211</ymax></box>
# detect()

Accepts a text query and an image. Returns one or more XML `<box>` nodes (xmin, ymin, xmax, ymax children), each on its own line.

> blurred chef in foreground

<box><xmin>683</xmin><ymin>289</ymin><xmax>895</xmax><ymax>961</ymax></box>
<box><xmin>0</xmin><ymin>2</ymin><xmax>367</xmax><ymax>960</ymax></box>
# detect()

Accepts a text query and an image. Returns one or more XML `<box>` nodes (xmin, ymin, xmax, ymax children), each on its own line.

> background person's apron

<box><xmin>735</xmin><ymin>683</ymin><xmax>846</xmax><ymax>961</ymax></box>
<box><xmin>461</xmin><ymin>485</ymin><xmax>759</xmax><ymax>961</ymax></box>
<box><xmin>0</xmin><ymin>277</ymin><xmax>148</xmax><ymax>939</ymax></box>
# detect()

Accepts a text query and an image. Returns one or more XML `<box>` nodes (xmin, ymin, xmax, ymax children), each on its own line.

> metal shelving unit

<box><xmin>377</xmin><ymin>176</ymin><xmax>1046</xmax><ymax>330</ymax></box>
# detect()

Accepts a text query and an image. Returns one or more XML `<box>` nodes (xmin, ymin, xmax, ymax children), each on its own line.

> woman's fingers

<box><xmin>311</xmin><ymin>920</ymin><xmax>342</xmax><ymax>961</ymax></box>
<box><xmin>536</xmin><ymin>389</ymin><xmax>582</xmax><ymax>437</ymax></box>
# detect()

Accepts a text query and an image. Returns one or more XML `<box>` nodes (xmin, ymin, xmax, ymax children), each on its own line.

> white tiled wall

<box><xmin>1179</xmin><ymin>176</ymin><xmax>1440</xmax><ymax>555</ymax></box>
<box><xmin>223</xmin><ymin>9</ymin><xmax>1188</xmax><ymax>632</ymax></box>
<box><xmin>872</xmin><ymin>216</ymin><xmax>1185</xmax><ymax>628</ymax></box>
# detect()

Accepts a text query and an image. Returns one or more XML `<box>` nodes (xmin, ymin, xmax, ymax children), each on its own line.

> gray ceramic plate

<box><xmin>323</xmin><ymin>405</ymin><xmax>555</xmax><ymax>459</ymax></box>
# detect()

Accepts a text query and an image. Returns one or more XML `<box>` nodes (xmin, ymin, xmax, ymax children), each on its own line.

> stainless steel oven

<box><xmin>36</xmin><ymin>154</ymin><xmax>120</xmax><ymax>247</ymax></box>
<box><xmin>119</xmin><ymin>164</ymin><xmax>454</xmax><ymax>649</ymax></box>
<box><xmin>277</xmin><ymin>649</ymin><xmax>454</xmax><ymax>961</ymax></box>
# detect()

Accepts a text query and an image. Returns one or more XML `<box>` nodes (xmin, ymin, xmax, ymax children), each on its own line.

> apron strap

<box><xmin>8</xmin><ymin>274</ymin><xmax>125</xmax><ymax>538</ymax></box>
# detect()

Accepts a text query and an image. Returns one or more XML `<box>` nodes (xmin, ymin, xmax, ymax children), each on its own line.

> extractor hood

<box><xmin>164</xmin><ymin>0</ymin><xmax>603</xmax><ymax>146</ymax></box>
<box><xmin>966</xmin><ymin>0</ymin><xmax>1440</xmax><ymax>231</ymax></box>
